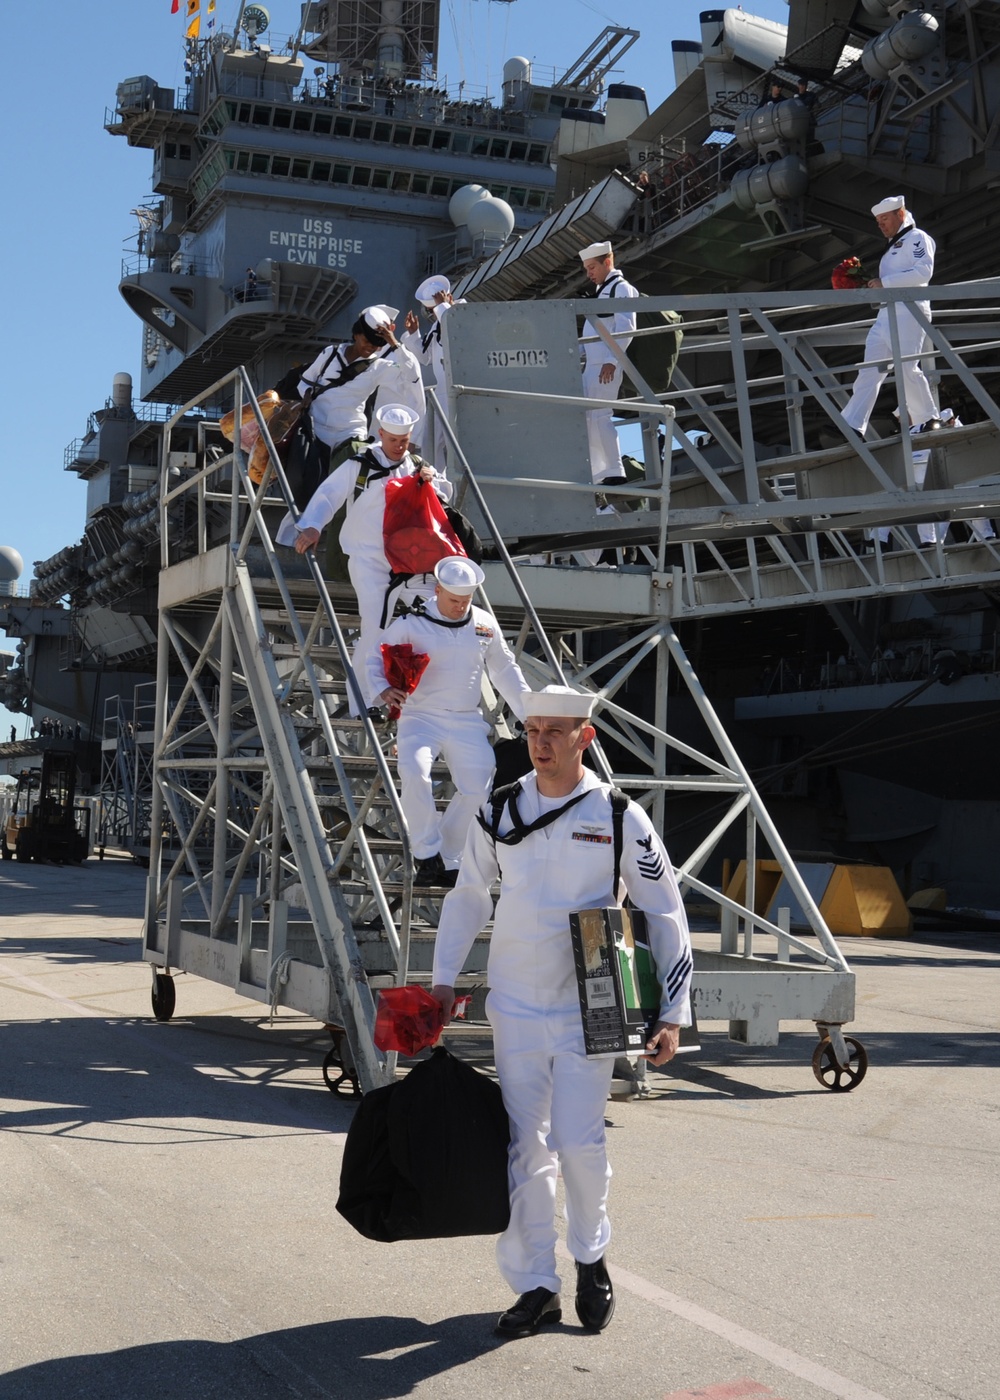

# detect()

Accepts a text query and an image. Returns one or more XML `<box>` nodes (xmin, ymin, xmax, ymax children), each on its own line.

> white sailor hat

<box><xmin>415</xmin><ymin>274</ymin><xmax>451</xmax><ymax>307</ymax></box>
<box><xmin>578</xmin><ymin>240</ymin><xmax>613</xmax><ymax>261</ymax></box>
<box><xmin>374</xmin><ymin>402</ymin><xmax>421</xmax><ymax>431</ymax></box>
<box><xmin>433</xmin><ymin>555</ymin><xmax>485</xmax><ymax>595</ymax></box>
<box><xmin>361</xmin><ymin>304</ymin><xmax>399</xmax><ymax>330</ymax></box>
<box><xmin>523</xmin><ymin>684</ymin><xmax>596</xmax><ymax>719</ymax></box>
<box><xmin>871</xmin><ymin>195</ymin><xmax>905</xmax><ymax>217</ymax></box>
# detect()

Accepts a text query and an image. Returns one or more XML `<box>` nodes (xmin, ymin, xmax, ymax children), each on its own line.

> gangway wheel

<box><xmin>322</xmin><ymin>1023</ymin><xmax>361</xmax><ymax>1098</ymax></box>
<box><xmin>151</xmin><ymin>971</ymin><xmax>177</xmax><ymax>1022</ymax></box>
<box><xmin>812</xmin><ymin>1034</ymin><xmax>868</xmax><ymax>1092</ymax></box>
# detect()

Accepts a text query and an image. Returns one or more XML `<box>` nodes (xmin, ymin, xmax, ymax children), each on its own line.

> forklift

<box><xmin>2</xmin><ymin>750</ymin><xmax>90</xmax><ymax>863</ymax></box>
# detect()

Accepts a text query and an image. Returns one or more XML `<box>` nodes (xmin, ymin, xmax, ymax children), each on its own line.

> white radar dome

<box><xmin>466</xmin><ymin>195</ymin><xmax>516</xmax><ymax>241</ymax></box>
<box><xmin>503</xmin><ymin>56</ymin><xmax>532</xmax><ymax>86</ymax></box>
<box><xmin>0</xmin><ymin>546</ymin><xmax>24</xmax><ymax>583</ymax></box>
<box><xmin>448</xmin><ymin>183</ymin><xmax>491</xmax><ymax>228</ymax></box>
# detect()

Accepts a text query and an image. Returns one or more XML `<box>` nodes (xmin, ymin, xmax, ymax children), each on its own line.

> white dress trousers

<box><xmin>842</xmin><ymin>224</ymin><xmax>937</xmax><ymax>436</ymax></box>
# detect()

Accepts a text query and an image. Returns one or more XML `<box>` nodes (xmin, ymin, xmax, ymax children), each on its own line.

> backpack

<box><xmin>618</xmin><ymin>296</ymin><xmax>683</xmax><ymax>407</ymax></box>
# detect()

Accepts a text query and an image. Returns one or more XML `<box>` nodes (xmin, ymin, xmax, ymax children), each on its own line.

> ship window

<box><xmin>374</xmin><ymin>121</ymin><xmax>393</xmax><ymax>141</ymax></box>
<box><xmin>312</xmin><ymin>160</ymin><xmax>331</xmax><ymax>181</ymax></box>
<box><xmin>371</xmin><ymin>168</ymin><xmax>390</xmax><ymax>188</ymax></box>
<box><xmin>235</xmin><ymin>150</ymin><xmax>251</xmax><ymax>171</ymax></box>
<box><xmin>526</xmin><ymin>189</ymin><xmax>547</xmax><ymax>208</ymax></box>
<box><xmin>391</xmin><ymin>170</ymin><xmax>410</xmax><ymax>190</ymax></box>
<box><xmin>508</xmin><ymin>186</ymin><xmax>527</xmax><ymax>207</ymax></box>
<box><xmin>530</xmin><ymin>92</ymin><xmax>547</xmax><ymax>112</ymax></box>
<box><xmin>449</xmin><ymin>178</ymin><xmax>467</xmax><ymax>195</ymax></box>
<box><xmin>411</xmin><ymin>174</ymin><xmax>429</xmax><ymax>193</ymax></box>
<box><xmin>251</xmin><ymin>153</ymin><xmax>270</xmax><ymax>173</ymax></box>
<box><xmin>351</xmin><ymin>167</ymin><xmax>371</xmax><ymax>186</ymax></box>
<box><xmin>432</xmin><ymin>130</ymin><xmax>450</xmax><ymax>150</ymax></box>
<box><xmin>224</xmin><ymin>149</ymin><xmax>236</xmax><ymax>169</ymax></box>
<box><xmin>293</xmin><ymin>111</ymin><xmax>312</xmax><ymax>131</ymax></box>
<box><xmin>527</xmin><ymin>143</ymin><xmax>546</xmax><ymax>163</ymax></box>
<box><xmin>332</xmin><ymin>163</ymin><xmax>351</xmax><ymax>183</ymax></box>
<box><xmin>490</xmin><ymin>139</ymin><xmax>509</xmax><ymax>159</ymax></box>
<box><xmin>179</xmin><ymin>145</ymin><xmax>192</xmax><ymax>160</ymax></box>
<box><xmin>252</xmin><ymin>106</ymin><xmax>272</xmax><ymax>125</ymax></box>
<box><xmin>548</xmin><ymin>95</ymin><xmax>567</xmax><ymax>113</ymax></box>
<box><xmin>471</xmin><ymin>135</ymin><xmax>490</xmax><ymax>156</ymax></box>
<box><xmin>224</xmin><ymin>101</ymin><xmax>238</xmax><ymax>122</ymax></box>
<box><xmin>271</xmin><ymin>155</ymin><xmax>290</xmax><ymax>176</ymax></box>
<box><xmin>237</xmin><ymin>103</ymin><xmax>252</xmax><ymax>122</ymax></box>
<box><xmin>272</xmin><ymin>108</ymin><xmax>291</xmax><ymax>129</ymax></box>
<box><xmin>509</xmin><ymin>140</ymin><xmax>528</xmax><ymax>161</ymax></box>
<box><xmin>412</xmin><ymin>127</ymin><xmax>431</xmax><ymax>147</ymax></box>
<box><xmin>392</xmin><ymin>125</ymin><xmax>412</xmax><ymax>145</ymax></box>
<box><xmin>430</xmin><ymin>176</ymin><xmax>450</xmax><ymax>197</ymax></box>
<box><xmin>451</xmin><ymin>132</ymin><xmax>471</xmax><ymax>153</ymax></box>
<box><xmin>313</xmin><ymin>113</ymin><xmax>333</xmax><ymax>134</ymax></box>
<box><xmin>292</xmin><ymin>158</ymin><xmax>311</xmax><ymax>178</ymax></box>
<box><xmin>354</xmin><ymin>120</ymin><xmax>372</xmax><ymax>140</ymax></box>
<box><xmin>334</xmin><ymin>116</ymin><xmax>353</xmax><ymax>137</ymax></box>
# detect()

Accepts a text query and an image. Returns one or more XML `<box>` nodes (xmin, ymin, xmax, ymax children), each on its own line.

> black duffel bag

<box><xmin>336</xmin><ymin>1046</ymin><xmax>511</xmax><ymax>1242</ymax></box>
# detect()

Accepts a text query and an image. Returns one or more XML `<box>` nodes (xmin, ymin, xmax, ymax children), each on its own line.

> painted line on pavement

<box><xmin>557</xmin><ymin>1243</ymin><xmax>893</xmax><ymax>1400</ymax></box>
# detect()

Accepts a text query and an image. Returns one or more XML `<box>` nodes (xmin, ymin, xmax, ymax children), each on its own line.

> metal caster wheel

<box><xmin>322</xmin><ymin>1046</ymin><xmax>361</xmax><ymax>1098</ymax></box>
<box><xmin>151</xmin><ymin>972</ymin><xmax>176</xmax><ymax>1022</ymax></box>
<box><xmin>812</xmin><ymin>1035</ymin><xmax>868</xmax><ymax>1092</ymax></box>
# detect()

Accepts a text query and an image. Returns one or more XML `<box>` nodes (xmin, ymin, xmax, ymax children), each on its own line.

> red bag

<box><xmin>374</xmin><ymin>985</ymin><xmax>446</xmax><ymax>1056</ymax></box>
<box><xmin>380</xmin><ymin>643</ymin><xmax>430</xmax><ymax>719</ymax></box>
<box><xmin>383</xmin><ymin>475</ymin><xmax>466</xmax><ymax>576</ymax></box>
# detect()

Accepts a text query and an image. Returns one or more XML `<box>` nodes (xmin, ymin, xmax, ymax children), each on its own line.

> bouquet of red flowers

<box><xmin>374</xmin><ymin>985</ymin><xmax>445</xmax><ymax>1055</ymax></box>
<box><xmin>831</xmin><ymin>256</ymin><xmax>865</xmax><ymax>290</ymax></box>
<box><xmin>380</xmin><ymin>642</ymin><xmax>430</xmax><ymax>719</ymax></box>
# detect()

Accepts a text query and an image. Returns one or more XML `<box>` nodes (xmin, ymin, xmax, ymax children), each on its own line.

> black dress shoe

<box><xmin>413</xmin><ymin>853</ymin><xmax>457</xmax><ymax>888</ymax></box>
<box><xmin>575</xmin><ymin>1257</ymin><xmax>615</xmax><ymax>1331</ymax></box>
<box><xmin>495</xmin><ymin>1287</ymin><xmax>561</xmax><ymax>1338</ymax></box>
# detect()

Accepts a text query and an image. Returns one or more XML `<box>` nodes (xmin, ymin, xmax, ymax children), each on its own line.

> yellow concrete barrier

<box><xmin>820</xmin><ymin>864</ymin><xmax>913</xmax><ymax>938</ymax></box>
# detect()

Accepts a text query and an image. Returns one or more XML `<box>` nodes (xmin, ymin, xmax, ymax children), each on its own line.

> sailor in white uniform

<box><xmin>296</xmin><ymin>304</ymin><xmax>425</xmax><ymax>449</ymax></box>
<box><xmin>367</xmin><ymin>556</ymin><xmax>532</xmax><ymax>886</ymax></box>
<box><xmin>432</xmin><ymin>685</ymin><xmax>692</xmax><ymax>1339</ymax></box>
<box><xmin>402</xmin><ymin>275</ymin><xmax>466</xmax><ymax>468</ymax></box>
<box><xmin>281</xmin><ymin>403</ymin><xmax>452</xmax><ymax>711</ymax></box>
<box><xmin>842</xmin><ymin>197</ymin><xmax>938</xmax><ymax>437</ymax></box>
<box><xmin>578</xmin><ymin>241</ymin><xmax>639</xmax><ymax>486</ymax></box>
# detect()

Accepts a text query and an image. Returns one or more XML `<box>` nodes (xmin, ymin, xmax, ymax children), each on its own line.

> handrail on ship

<box><xmin>145</xmin><ymin>369</ymin><xmax>416</xmax><ymax>1065</ymax></box>
<box><xmin>428</xmin><ymin>395</ymin><xmax>851</xmax><ymax>974</ymax></box>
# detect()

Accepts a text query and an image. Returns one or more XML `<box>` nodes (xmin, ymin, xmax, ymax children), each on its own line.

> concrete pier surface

<box><xmin>1</xmin><ymin>853</ymin><xmax>998</xmax><ymax>1400</ymax></box>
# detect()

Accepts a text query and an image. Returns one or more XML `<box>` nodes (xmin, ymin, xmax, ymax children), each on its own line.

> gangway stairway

<box><xmin>141</xmin><ymin>352</ymin><xmax>894</xmax><ymax>1095</ymax></box>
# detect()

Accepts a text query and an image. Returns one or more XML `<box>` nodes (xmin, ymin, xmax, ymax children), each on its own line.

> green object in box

<box><xmin>569</xmin><ymin>906</ymin><xmax>660</xmax><ymax>1058</ymax></box>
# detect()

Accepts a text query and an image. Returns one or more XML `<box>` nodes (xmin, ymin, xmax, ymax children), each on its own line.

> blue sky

<box><xmin>0</xmin><ymin>0</ymin><xmax>788</xmax><ymax>738</ymax></box>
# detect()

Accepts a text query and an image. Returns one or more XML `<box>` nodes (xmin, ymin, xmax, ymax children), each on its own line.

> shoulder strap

<box><xmin>355</xmin><ymin>448</ymin><xmax>394</xmax><ymax>498</ymax></box>
<box><xmin>610</xmin><ymin>788</ymin><xmax>629</xmax><ymax>900</ymax></box>
<box><xmin>478</xmin><ymin>780</ymin><xmax>522</xmax><ymax>843</ymax></box>
<box><xmin>476</xmin><ymin>782</ymin><xmax>590</xmax><ymax>846</ymax></box>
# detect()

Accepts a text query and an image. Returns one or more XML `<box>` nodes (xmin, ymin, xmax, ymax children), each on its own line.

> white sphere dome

<box><xmin>448</xmin><ymin>183</ymin><xmax>491</xmax><ymax>228</ymax></box>
<box><xmin>466</xmin><ymin>195</ymin><xmax>516</xmax><ymax>241</ymax></box>
<box><xmin>0</xmin><ymin>546</ymin><xmax>24</xmax><ymax>583</ymax></box>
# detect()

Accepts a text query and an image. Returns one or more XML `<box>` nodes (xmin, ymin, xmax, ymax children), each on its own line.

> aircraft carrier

<box><xmin>1</xmin><ymin>0</ymin><xmax>999</xmax><ymax>1092</ymax></box>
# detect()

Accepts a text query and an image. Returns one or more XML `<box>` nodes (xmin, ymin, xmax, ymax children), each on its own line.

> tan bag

<box><xmin>248</xmin><ymin>398</ymin><xmax>304</xmax><ymax>484</ymax></box>
<box><xmin>219</xmin><ymin>390</ymin><xmax>280</xmax><ymax>445</ymax></box>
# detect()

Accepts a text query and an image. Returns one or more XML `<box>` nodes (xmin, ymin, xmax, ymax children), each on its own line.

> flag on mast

<box><xmin>171</xmin><ymin>0</ymin><xmax>180</xmax><ymax>13</ymax></box>
<box><xmin>186</xmin><ymin>0</ymin><xmax>200</xmax><ymax>36</ymax></box>
<box><xmin>207</xmin><ymin>0</ymin><xmax>216</xmax><ymax>31</ymax></box>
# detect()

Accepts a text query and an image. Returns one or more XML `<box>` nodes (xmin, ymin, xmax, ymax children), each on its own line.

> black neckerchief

<box><xmin>582</xmin><ymin>270</ymin><xmax>624</xmax><ymax>300</ymax></box>
<box><xmin>477</xmin><ymin>780</ymin><xmax>590</xmax><ymax>846</ymax></box>
<box><xmin>409</xmin><ymin>597</ymin><xmax>472</xmax><ymax>629</ymax></box>
<box><xmin>883</xmin><ymin>221</ymin><xmax>914</xmax><ymax>254</ymax></box>
<box><xmin>422</xmin><ymin>322</ymin><xmax>441</xmax><ymax>354</ymax></box>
